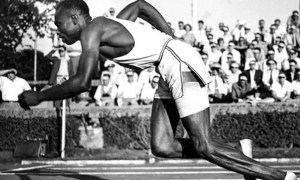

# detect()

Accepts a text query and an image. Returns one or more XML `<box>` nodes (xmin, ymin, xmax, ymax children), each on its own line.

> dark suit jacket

<box><xmin>285</xmin><ymin>69</ymin><xmax>300</xmax><ymax>82</ymax></box>
<box><xmin>244</xmin><ymin>69</ymin><xmax>263</xmax><ymax>87</ymax></box>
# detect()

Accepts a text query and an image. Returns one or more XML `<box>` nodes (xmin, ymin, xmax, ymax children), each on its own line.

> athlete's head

<box><xmin>55</xmin><ymin>0</ymin><xmax>91</xmax><ymax>45</ymax></box>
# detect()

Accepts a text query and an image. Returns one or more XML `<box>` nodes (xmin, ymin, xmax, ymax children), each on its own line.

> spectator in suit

<box><xmin>265</xmin><ymin>24</ymin><xmax>278</xmax><ymax>47</ymax></box>
<box><xmin>285</xmin><ymin>59</ymin><xmax>300</xmax><ymax>82</ymax></box>
<box><xmin>231</xmin><ymin>74</ymin><xmax>252</xmax><ymax>103</ymax></box>
<box><xmin>244</xmin><ymin>60</ymin><xmax>263</xmax><ymax>91</ymax></box>
<box><xmin>291</xmin><ymin>71</ymin><xmax>300</xmax><ymax>99</ymax></box>
<box><xmin>288</xmin><ymin>49</ymin><xmax>300</xmax><ymax>68</ymax></box>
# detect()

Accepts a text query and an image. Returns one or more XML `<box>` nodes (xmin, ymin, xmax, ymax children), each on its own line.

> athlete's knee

<box><xmin>151</xmin><ymin>140</ymin><xmax>175</xmax><ymax>158</ymax></box>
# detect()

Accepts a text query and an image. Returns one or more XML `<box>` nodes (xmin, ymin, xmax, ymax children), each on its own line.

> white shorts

<box><xmin>154</xmin><ymin>40</ymin><xmax>210</xmax><ymax>118</ymax></box>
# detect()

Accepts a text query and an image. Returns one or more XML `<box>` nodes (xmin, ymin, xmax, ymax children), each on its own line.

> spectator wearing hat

<box><xmin>244</xmin><ymin>60</ymin><xmax>263</xmax><ymax>92</ymax></box>
<box><xmin>231</xmin><ymin>74</ymin><xmax>253</xmax><ymax>103</ymax></box>
<box><xmin>274</xmin><ymin>41</ymin><xmax>289</xmax><ymax>70</ymax></box>
<box><xmin>262</xmin><ymin>72</ymin><xmax>292</xmax><ymax>103</ymax></box>
<box><xmin>0</xmin><ymin>68</ymin><xmax>31</xmax><ymax>108</ymax></box>
<box><xmin>139</xmin><ymin>75</ymin><xmax>159</xmax><ymax>105</ymax></box>
<box><xmin>207</xmin><ymin>63</ymin><xmax>228</xmax><ymax>103</ymax></box>
<box><xmin>104</xmin><ymin>60</ymin><xmax>125</xmax><ymax>88</ymax></box>
<box><xmin>262</xmin><ymin>59</ymin><xmax>280</xmax><ymax>92</ymax></box>
<box><xmin>116</xmin><ymin>70</ymin><xmax>140</xmax><ymax>106</ymax></box>
<box><xmin>221</xmin><ymin>41</ymin><xmax>241</xmax><ymax>70</ymax></box>
<box><xmin>94</xmin><ymin>71</ymin><xmax>118</xmax><ymax>106</ymax></box>
<box><xmin>291</xmin><ymin>71</ymin><xmax>300</xmax><ymax>99</ymax></box>
<box><xmin>287</xmin><ymin>10</ymin><xmax>299</xmax><ymax>28</ymax></box>
<box><xmin>285</xmin><ymin>59</ymin><xmax>300</xmax><ymax>82</ymax></box>
<box><xmin>137</xmin><ymin>66</ymin><xmax>159</xmax><ymax>93</ymax></box>
<box><xmin>283</xmin><ymin>25</ymin><xmax>300</xmax><ymax>50</ymax></box>
<box><xmin>208</xmin><ymin>43</ymin><xmax>222</xmax><ymax>66</ymax></box>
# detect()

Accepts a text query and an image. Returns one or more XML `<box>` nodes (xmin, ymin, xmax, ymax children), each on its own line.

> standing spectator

<box><xmin>201</xmin><ymin>53</ymin><xmax>211</xmax><ymax>72</ymax></box>
<box><xmin>274</xmin><ymin>41</ymin><xmax>289</xmax><ymax>70</ymax></box>
<box><xmin>94</xmin><ymin>71</ymin><xmax>118</xmax><ymax>106</ymax></box>
<box><xmin>263</xmin><ymin>72</ymin><xmax>292</xmax><ymax>103</ymax></box>
<box><xmin>291</xmin><ymin>71</ymin><xmax>300</xmax><ymax>99</ymax></box>
<box><xmin>182</xmin><ymin>24</ymin><xmax>196</xmax><ymax>47</ymax></box>
<box><xmin>265</xmin><ymin>24</ymin><xmax>279</xmax><ymax>47</ymax></box>
<box><xmin>274</xmin><ymin>19</ymin><xmax>286</xmax><ymax>37</ymax></box>
<box><xmin>262</xmin><ymin>59</ymin><xmax>280</xmax><ymax>92</ymax></box>
<box><xmin>194</xmin><ymin>20</ymin><xmax>209</xmax><ymax>52</ymax></box>
<box><xmin>0</xmin><ymin>68</ymin><xmax>31</xmax><ymax>108</ymax></box>
<box><xmin>283</xmin><ymin>25</ymin><xmax>300</xmax><ymax>51</ymax></box>
<box><xmin>208</xmin><ymin>63</ymin><xmax>228</xmax><ymax>103</ymax></box>
<box><xmin>287</xmin><ymin>10</ymin><xmax>299</xmax><ymax>28</ymax></box>
<box><xmin>231</xmin><ymin>74</ymin><xmax>252</xmax><ymax>103</ymax></box>
<box><xmin>175</xmin><ymin>21</ymin><xmax>185</xmax><ymax>38</ymax></box>
<box><xmin>255</xmin><ymin>19</ymin><xmax>268</xmax><ymax>40</ymax></box>
<box><xmin>231</xmin><ymin>20</ymin><xmax>245</xmax><ymax>43</ymax></box>
<box><xmin>45</xmin><ymin>45</ymin><xmax>73</xmax><ymax>108</ymax></box>
<box><xmin>139</xmin><ymin>75</ymin><xmax>159</xmax><ymax>105</ymax></box>
<box><xmin>285</xmin><ymin>60</ymin><xmax>300</xmax><ymax>82</ymax></box>
<box><xmin>117</xmin><ymin>71</ymin><xmax>140</xmax><ymax>106</ymax></box>
<box><xmin>244</xmin><ymin>24</ymin><xmax>255</xmax><ymax>44</ymax></box>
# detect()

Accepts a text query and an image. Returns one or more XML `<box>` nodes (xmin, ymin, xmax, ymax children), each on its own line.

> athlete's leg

<box><xmin>181</xmin><ymin>108</ymin><xmax>286</xmax><ymax>180</ymax></box>
<box><xmin>150</xmin><ymin>98</ymin><xmax>198</xmax><ymax>158</ymax></box>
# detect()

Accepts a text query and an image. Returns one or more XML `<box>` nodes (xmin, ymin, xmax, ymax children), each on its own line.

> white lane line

<box><xmin>47</xmin><ymin>164</ymin><xmax>300</xmax><ymax>171</ymax></box>
<box><xmin>0</xmin><ymin>165</ymin><xmax>53</xmax><ymax>173</ymax></box>
<box><xmin>0</xmin><ymin>170</ymin><xmax>240</xmax><ymax>175</ymax></box>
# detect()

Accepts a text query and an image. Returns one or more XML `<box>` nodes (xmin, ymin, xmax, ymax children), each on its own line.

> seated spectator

<box><xmin>208</xmin><ymin>43</ymin><xmax>222</xmax><ymax>65</ymax></box>
<box><xmin>261</xmin><ymin>72</ymin><xmax>292</xmax><ymax>103</ymax></box>
<box><xmin>94</xmin><ymin>71</ymin><xmax>118</xmax><ymax>107</ymax></box>
<box><xmin>254</xmin><ymin>33</ymin><xmax>268</xmax><ymax>55</ymax></box>
<box><xmin>175</xmin><ymin>21</ymin><xmax>185</xmax><ymax>38</ymax></box>
<box><xmin>288</xmin><ymin>49</ymin><xmax>300</xmax><ymax>68</ymax></box>
<box><xmin>285</xmin><ymin>59</ymin><xmax>300</xmax><ymax>82</ymax></box>
<box><xmin>137</xmin><ymin>66</ymin><xmax>158</xmax><ymax>92</ymax></box>
<box><xmin>262</xmin><ymin>59</ymin><xmax>280</xmax><ymax>94</ymax></box>
<box><xmin>244</xmin><ymin>60</ymin><xmax>263</xmax><ymax>99</ymax></box>
<box><xmin>104</xmin><ymin>60</ymin><xmax>125</xmax><ymax>88</ymax></box>
<box><xmin>287</xmin><ymin>10</ymin><xmax>299</xmax><ymax>27</ymax></box>
<box><xmin>274</xmin><ymin>41</ymin><xmax>289</xmax><ymax>70</ymax></box>
<box><xmin>255</xmin><ymin>19</ymin><xmax>268</xmax><ymax>40</ymax></box>
<box><xmin>220</xmin><ymin>26</ymin><xmax>232</xmax><ymax>46</ymax></box>
<box><xmin>201</xmin><ymin>53</ymin><xmax>210</xmax><ymax>72</ymax></box>
<box><xmin>244</xmin><ymin>47</ymin><xmax>266</xmax><ymax>71</ymax></box>
<box><xmin>207</xmin><ymin>33</ymin><xmax>215</xmax><ymax>44</ymax></box>
<box><xmin>234</xmin><ymin>36</ymin><xmax>248</xmax><ymax>68</ymax></box>
<box><xmin>117</xmin><ymin>71</ymin><xmax>140</xmax><ymax>106</ymax></box>
<box><xmin>221</xmin><ymin>41</ymin><xmax>241</xmax><ymax>68</ymax></box>
<box><xmin>207</xmin><ymin>63</ymin><xmax>228</xmax><ymax>103</ymax></box>
<box><xmin>217</xmin><ymin>38</ymin><xmax>226</xmax><ymax>53</ymax></box>
<box><xmin>139</xmin><ymin>75</ymin><xmax>159</xmax><ymax>105</ymax></box>
<box><xmin>291</xmin><ymin>71</ymin><xmax>300</xmax><ymax>99</ymax></box>
<box><xmin>0</xmin><ymin>68</ymin><xmax>31</xmax><ymax>108</ymax></box>
<box><xmin>231</xmin><ymin>74</ymin><xmax>253</xmax><ymax>103</ymax></box>
<box><xmin>226</xmin><ymin>62</ymin><xmax>241</xmax><ymax>92</ymax></box>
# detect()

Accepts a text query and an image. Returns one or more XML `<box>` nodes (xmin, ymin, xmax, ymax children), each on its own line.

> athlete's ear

<box><xmin>71</xmin><ymin>14</ymin><xmax>79</xmax><ymax>25</ymax></box>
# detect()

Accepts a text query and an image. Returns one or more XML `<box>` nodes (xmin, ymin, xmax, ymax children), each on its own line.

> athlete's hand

<box><xmin>18</xmin><ymin>90</ymin><xmax>42</xmax><ymax>110</ymax></box>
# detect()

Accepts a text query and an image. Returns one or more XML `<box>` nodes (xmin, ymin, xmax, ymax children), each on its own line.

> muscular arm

<box><xmin>117</xmin><ymin>0</ymin><xmax>175</xmax><ymax>38</ymax></box>
<box><xmin>19</xmin><ymin>23</ymin><xmax>103</xmax><ymax>106</ymax></box>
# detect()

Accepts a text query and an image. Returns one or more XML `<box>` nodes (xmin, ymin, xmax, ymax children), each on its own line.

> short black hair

<box><xmin>57</xmin><ymin>0</ymin><xmax>90</xmax><ymax>16</ymax></box>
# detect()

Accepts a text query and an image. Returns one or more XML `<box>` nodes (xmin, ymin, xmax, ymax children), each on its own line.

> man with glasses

<box><xmin>285</xmin><ymin>59</ymin><xmax>300</xmax><ymax>83</ymax></box>
<box><xmin>274</xmin><ymin>41</ymin><xmax>289</xmax><ymax>70</ymax></box>
<box><xmin>262</xmin><ymin>59</ymin><xmax>280</xmax><ymax>93</ymax></box>
<box><xmin>231</xmin><ymin>73</ymin><xmax>252</xmax><ymax>103</ymax></box>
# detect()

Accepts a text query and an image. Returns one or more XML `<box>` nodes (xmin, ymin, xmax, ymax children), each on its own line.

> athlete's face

<box><xmin>55</xmin><ymin>8</ymin><xmax>80</xmax><ymax>45</ymax></box>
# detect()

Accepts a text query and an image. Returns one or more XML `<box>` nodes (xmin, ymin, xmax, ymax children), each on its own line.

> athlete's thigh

<box><xmin>150</xmin><ymin>98</ymin><xmax>180</xmax><ymax>145</ymax></box>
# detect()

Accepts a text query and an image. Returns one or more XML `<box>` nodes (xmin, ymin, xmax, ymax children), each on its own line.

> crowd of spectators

<box><xmin>169</xmin><ymin>10</ymin><xmax>300</xmax><ymax>104</ymax></box>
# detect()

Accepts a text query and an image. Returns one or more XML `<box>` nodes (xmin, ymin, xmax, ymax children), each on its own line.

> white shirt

<box><xmin>274</xmin><ymin>48</ymin><xmax>289</xmax><ymax>70</ymax></box>
<box><xmin>117</xmin><ymin>81</ymin><xmax>140</xmax><ymax>99</ymax></box>
<box><xmin>249</xmin><ymin>70</ymin><xmax>256</xmax><ymax>88</ymax></box>
<box><xmin>0</xmin><ymin>76</ymin><xmax>31</xmax><ymax>101</ymax></box>
<box><xmin>57</xmin><ymin>56</ymin><xmax>70</xmax><ymax>77</ymax></box>
<box><xmin>94</xmin><ymin>83</ymin><xmax>118</xmax><ymax>101</ymax></box>
<box><xmin>291</xmin><ymin>80</ymin><xmax>300</xmax><ymax>94</ymax></box>
<box><xmin>262</xmin><ymin>69</ymin><xmax>280</xmax><ymax>87</ymax></box>
<box><xmin>271</xmin><ymin>81</ymin><xmax>292</xmax><ymax>98</ymax></box>
<box><xmin>208</xmin><ymin>75</ymin><xmax>228</xmax><ymax>95</ymax></box>
<box><xmin>140</xmin><ymin>83</ymin><xmax>157</xmax><ymax>102</ymax></box>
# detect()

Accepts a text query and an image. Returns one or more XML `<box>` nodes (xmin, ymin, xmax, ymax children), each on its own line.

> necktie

<box><xmin>215</xmin><ymin>76</ymin><xmax>219</xmax><ymax>93</ymax></box>
<box><xmin>269</xmin><ymin>70</ymin><xmax>273</xmax><ymax>85</ymax></box>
